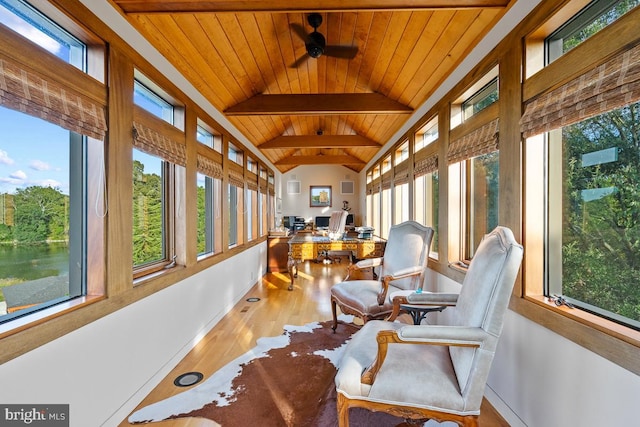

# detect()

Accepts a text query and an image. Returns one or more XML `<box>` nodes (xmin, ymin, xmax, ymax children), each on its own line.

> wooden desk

<box><xmin>286</xmin><ymin>235</ymin><xmax>386</xmax><ymax>290</ymax></box>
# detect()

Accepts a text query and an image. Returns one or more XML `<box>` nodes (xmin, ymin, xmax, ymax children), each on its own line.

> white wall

<box><xmin>281</xmin><ymin>165</ymin><xmax>360</xmax><ymax>225</ymax></box>
<box><xmin>0</xmin><ymin>243</ymin><xmax>266</xmax><ymax>427</ymax></box>
<box><xmin>423</xmin><ymin>271</ymin><xmax>640</xmax><ymax>427</ymax></box>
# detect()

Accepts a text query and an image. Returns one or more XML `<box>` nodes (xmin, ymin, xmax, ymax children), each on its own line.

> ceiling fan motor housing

<box><xmin>307</xmin><ymin>32</ymin><xmax>325</xmax><ymax>58</ymax></box>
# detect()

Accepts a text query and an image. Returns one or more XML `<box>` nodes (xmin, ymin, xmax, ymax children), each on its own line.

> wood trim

<box><xmin>114</xmin><ymin>0</ymin><xmax>511</xmax><ymax>14</ymax></box>
<box><xmin>224</xmin><ymin>94</ymin><xmax>413</xmax><ymax>116</ymax></box>
<box><xmin>260</xmin><ymin>135</ymin><xmax>381</xmax><ymax>149</ymax></box>
<box><xmin>511</xmin><ymin>296</ymin><xmax>640</xmax><ymax>376</ymax></box>
<box><xmin>275</xmin><ymin>154</ymin><xmax>365</xmax><ymax>166</ymax></box>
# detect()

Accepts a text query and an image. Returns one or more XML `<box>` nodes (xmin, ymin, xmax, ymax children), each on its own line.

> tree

<box><xmin>13</xmin><ymin>186</ymin><xmax>67</xmax><ymax>244</ymax></box>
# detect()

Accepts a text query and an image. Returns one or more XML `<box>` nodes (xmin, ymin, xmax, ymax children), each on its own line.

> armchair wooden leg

<box><xmin>337</xmin><ymin>392</ymin><xmax>350</xmax><ymax>427</ymax></box>
<box><xmin>331</xmin><ymin>298</ymin><xmax>339</xmax><ymax>332</ymax></box>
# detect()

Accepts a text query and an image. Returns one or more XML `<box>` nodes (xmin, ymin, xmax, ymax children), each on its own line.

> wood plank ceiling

<box><xmin>111</xmin><ymin>0</ymin><xmax>514</xmax><ymax>173</ymax></box>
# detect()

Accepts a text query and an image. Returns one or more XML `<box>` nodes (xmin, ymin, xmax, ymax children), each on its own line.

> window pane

<box><xmin>414</xmin><ymin>172</ymin><xmax>439</xmax><ymax>257</ymax></box>
<box><xmin>462</xmin><ymin>78</ymin><xmax>498</xmax><ymax>121</ymax></box>
<box><xmin>197</xmin><ymin>173</ymin><xmax>221</xmax><ymax>257</ymax></box>
<box><xmin>415</xmin><ymin>118</ymin><xmax>438</xmax><ymax>152</ymax></box>
<box><xmin>546</xmin><ymin>0</ymin><xmax>640</xmax><ymax>64</ymax></box>
<box><xmin>0</xmin><ymin>0</ymin><xmax>85</xmax><ymax>70</ymax></box>
<box><xmin>228</xmin><ymin>184</ymin><xmax>242</xmax><ymax>247</ymax></box>
<box><xmin>134</xmin><ymin>81</ymin><xmax>174</xmax><ymax>124</ymax></box>
<box><xmin>133</xmin><ymin>150</ymin><xmax>165</xmax><ymax>267</ymax></box>
<box><xmin>468</xmin><ymin>152</ymin><xmax>499</xmax><ymax>258</ymax></box>
<box><xmin>554</xmin><ymin>101</ymin><xmax>640</xmax><ymax>328</ymax></box>
<box><xmin>0</xmin><ymin>106</ymin><xmax>85</xmax><ymax>320</ymax></box>
<box><xmin>394</xmin><ymin>182</ymin><xmax>409</xmax><ymax>224</ymax></box>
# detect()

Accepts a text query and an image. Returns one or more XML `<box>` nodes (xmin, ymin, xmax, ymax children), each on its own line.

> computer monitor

<box><xmin>315</xmin><ymin>216</ymin><xmax>331</xmax><ymax>229</ymax></box>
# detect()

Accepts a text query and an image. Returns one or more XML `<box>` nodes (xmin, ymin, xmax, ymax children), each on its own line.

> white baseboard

<box><xmin>485</xmin><ymin>384</ymin><xmax>527</xmax><ymax>427</ymax></box>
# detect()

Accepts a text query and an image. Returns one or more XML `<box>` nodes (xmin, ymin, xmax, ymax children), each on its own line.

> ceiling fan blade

<box><xmin>290</xmin><ymin>53</ymin><xmax>310</xmax><ymax>68</ymax></box>
<box><xmin>323</xmin><ymin>45</ymin><xmax>358</xmax><ymax>59</ymax></box>
<box><xmin>290</xmin><ymin>23</ymin><xmax>308</xmax><ymax>43</ymax></box>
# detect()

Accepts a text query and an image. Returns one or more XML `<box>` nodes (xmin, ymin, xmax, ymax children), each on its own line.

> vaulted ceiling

<box><xmin>110</xmin><ymin>0</ymin><xmax>514</xmax><ymax>172</ymax></box>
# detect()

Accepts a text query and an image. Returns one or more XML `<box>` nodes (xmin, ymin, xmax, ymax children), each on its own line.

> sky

<box><xmin>0</xmin><ymin>106</ymin><xmax>70</xmax><ymax>195</ymax></box>
<box><xmin>0</xmin><ymin>1</ymin><xmax>71</xmax><ymax>195</ymax></box>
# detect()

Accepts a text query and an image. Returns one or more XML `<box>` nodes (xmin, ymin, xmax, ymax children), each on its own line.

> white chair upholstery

<box><xmin>327</xmin><ymin>210</ymin><xmax>348</xmax><ymax>240</ymax></box>
<box><xmin>334</xmin><ymin>226</ymin><xmax>523</xmax><ymax>427</ymax></box>
<box><xmin>330</xmin><ymin>221</ymin><xmax>434</xmax><ymax>330</ymax></box>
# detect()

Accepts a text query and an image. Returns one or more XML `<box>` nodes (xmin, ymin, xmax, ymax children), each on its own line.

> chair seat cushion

<box><xmin>331</xmin><ymin>280</ymin><xmax>403</xmax><ymax>319</ymax></box>
<box><xmin>336</xmin><ymin>320</ymin><xmax>473</xmax><ymax>416</ymax></box>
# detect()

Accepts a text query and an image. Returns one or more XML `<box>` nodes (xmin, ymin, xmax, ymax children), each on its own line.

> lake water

<box><xmin>0</xmin><ymin>243</ymin><xmax>69</xmax><ymax>282</ymax></box>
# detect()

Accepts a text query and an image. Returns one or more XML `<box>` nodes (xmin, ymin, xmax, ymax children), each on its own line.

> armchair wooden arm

<box><xmin>361</xmin><ymin>328</ymin><xmax>484</xmax><ymax>386</ymax></box>
<box><xmin>376</xmin><ymin>266</ymin><xmax>424</xmax><ymax>305</ymax></box>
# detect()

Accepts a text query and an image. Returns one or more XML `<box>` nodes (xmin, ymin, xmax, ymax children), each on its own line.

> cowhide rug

<box><xmin>128</xmin><ymin>316</ymin><xmax>407</xmax><ymax>426</ymax></box>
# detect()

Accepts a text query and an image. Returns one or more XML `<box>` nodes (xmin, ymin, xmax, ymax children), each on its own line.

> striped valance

<box><xmin>448</xmin><ymin>118</ymin><xmax>499</xmax><ymax>164</ymax></box>
<box><xmin>133</xmin><ymin>121</ymin><xmax>186</xmax><ymax>166</ymax></box>
<box><xmin>521</xmin><ymin>42</ymin><xmax>640</xmax><ymax>138</ymax></box>
<box><xmin>0</xmin><ymin>57</ymin><xmax>107</xmax><ymax>140</ymax></box>
<box><xmin>394</xmin><ymin>165</ymin><xmax>410</xmax><ymax>185</ymax></box>
<box><xmin>196</xmin><ymin>154</ymin><xmax>223</xmax><ymax>179</ymax></box>
<box><xmin>228</xmin><ymin>169</ymin><xmax>244</xmax><ymax>188</ymax></box>
<box><xmin>247</xmin><ymin>180</ymin><xmax>259</xmax><ymax>192</ymax></box>
<box><xmin>414</xmin><ymin>154</ymin><xmax>438</xmax><ymax>177</ymax></box>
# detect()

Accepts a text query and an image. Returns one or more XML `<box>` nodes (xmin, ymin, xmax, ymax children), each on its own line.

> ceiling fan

<box><xmin>290</xmin><ymin>13</ymin><xmax>358</xmax><ymax>68</ymax></box>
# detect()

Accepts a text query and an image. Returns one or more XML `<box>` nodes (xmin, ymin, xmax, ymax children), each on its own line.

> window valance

<box><xmin>521</xmin><ymin>42</ymin><xmax>640</xmax><ymax>138</ymax></box>
<box><xmin>0</xmin><ymin>57</ymin><xmax>107</xmax><ymax>140</ymax></box>
<box><xmin>448</xmin><ymin>118</ymin><xmax>499</xmax><ymax>164</ymax></box>
<box><xmin>414</xmin><ymin>154</ymin><xmax>438</xmax><ymax>178</ymax></box>
<box><xmin>196</xmin><ymin>154</ymin><xmax>223</xmax><ymax>180</ymax></box>
<box><xmin>133</xmin><ymin>106</ymin><xmax>186</xmax><ymax>166</ymax></box>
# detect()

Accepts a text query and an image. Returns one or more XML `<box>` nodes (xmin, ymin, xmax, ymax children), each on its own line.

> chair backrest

<box><xmin>380</xmin><ymin>221</ymin><xmax>434</xmax><ymax>291</ymax></box>
<box><xmin>328</xmin><ymin>211</ymin><xmax>348</xmax><ymax>239</ymax></box>
<box><xmin>448</xmin><ymin>226</ymin><xmax>523</xmax><ymax>408</ymax></box>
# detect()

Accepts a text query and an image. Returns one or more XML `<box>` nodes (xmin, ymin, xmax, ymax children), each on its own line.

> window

<box><xmin>247</xmin><ymin>188</ymin><xmax>258</xmax><ymax>241</ymax></box>
<box><xmin>132</xmin><ymin>81</ymin><xmax>179</xmax><ymax>276</ymax></box>
<box><xmin>197</xmin><ymin>123</ymin><xmax>222</xmax><ymax>152</ymax></box>
<box><xmin>415</xmin><ymin>117</ymin><xmax>438</xmax><ymax>153</ymax></box>
<box><xmin>544</xmin><ymin>102</ymin><xmax>640</xmax><ymax>330</ymax></box>
<box><xmin>228</xmin><ymin>184</ymin><xmax>243</xmax><ymax>247</ymax></box>
<box><xmin>0</xmin><ymin>1</ymin><xmax>104</xmax><ymax>323</ymax></box>
<box><xmin>462</xmin><ymin>78</ymin><xmax>498</xmax><ymax>122</ymax></box>
<box><xmin>465</xmin><ymin>152</ymin><xmax>499</xmax><ymax>259</ymax></box>
<box><xmin>197</xmin><ymin>173</ymin><xmax>222</xmax><ymax>257</ymax></box>
<box><xmin>0</xmin><ymin>0</ymin><xmax>85</xmax><ymax>71</ymax></box>
<box><xmin>228</xmin><ymin>142</ymin><xmax>243</xmax><ymax>166</ymax></box>
<box><xmin>393</xmin><ymin>181</ymin><xmax>409</xmax><ymax>224</ymax></box>
<box><xmin>414</xmin><ymin>150</ymin><xmax>439</xmax><ymax>258</ymax></box>
<box><xmin>0</xmin><ymin>107</ymin><xmax>92</xmax><ymax>322</ymax></box>
<box><xmin>394</xmin><ymin>141</ymin><xmax>409</xmax><ymax>166</ymax></box>
<box><xmin>546</xmin><ymin>0</ymin><xmax>640</xmax><ymax>64</ymax></box>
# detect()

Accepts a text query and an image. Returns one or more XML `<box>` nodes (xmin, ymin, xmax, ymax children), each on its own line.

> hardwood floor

<box><xmin>119</xmin><ymin>259</ymin><xmax>509</xmax><ymax>427</ymax></box>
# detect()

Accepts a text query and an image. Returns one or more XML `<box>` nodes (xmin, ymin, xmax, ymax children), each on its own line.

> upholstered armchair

<box><xmin>334</xmin><ymin>226</ymin><xmax>523</xmax><ymax>427</ymax></box>
<box><xmin>330</xmin><ymin>221</ymin><xmax>434</xmax><ymax>331</ymax></box>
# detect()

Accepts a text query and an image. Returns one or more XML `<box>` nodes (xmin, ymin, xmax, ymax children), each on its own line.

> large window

<box><xmin>197</xmin><ymin>173</ymin><xmax>222</xmax><ymax>257</ymax></box>
<box><xmin>0</xmin><ymin>107</ymin><xmax>88</xmax><ymax>321</ymax></box>
<box><xmin>466</xmin><ymin>152</ymin><xmax>499</xmax><ymax>259</ymax></box>
<box><xmin>0</xmin><ymin>0</ymin><xmax>103</xmax><ymax>323</ymax></box>
<box><xmin>546</xmin><ymin>102</ymin><xmax>640</xmax><ymax>330</ymax></box>
<box><xmin>132</xmin><ymin>81</ymin><xmax>178</xmax><ymax>275</ymax></box>
<box><xmin>228</xmin><ymin>184</ymin><xmax>243</xmax><ymax>247</ymax></box>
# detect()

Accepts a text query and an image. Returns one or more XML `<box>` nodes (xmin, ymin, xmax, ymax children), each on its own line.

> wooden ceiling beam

<box><xmin>225</xmin><ymin>94</ymin><xmax>412</xmax><ymax>116</ymax></box>
<box><xmin>275</xmin><ymin>155</ymin><xmax>365</xmax><ymax>166</ymax></box>
<box><xmin>115</xmin><ymin>1</ymin><xmax>510</xmax><ymax>14</ymax></box>
<box><xmin>260</xmin><ymin>135</ymin><xmax>381</xmax><ymax>149</ymax></box>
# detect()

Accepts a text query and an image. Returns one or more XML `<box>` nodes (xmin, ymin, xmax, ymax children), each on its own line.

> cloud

<box><xmin>10</xmin><ymin>170</ymin><xmax>27</xmax><ymax>180</ymax></box>
<box><xmin>36</xmin><ymin>179</ymin><xmax>62</xmax><ymax>188</ymax></box>
<box><xmin>0</xmin><ymin>150</ymin><xmax>14</xmax><ymax>165</ymax></box>
<box><xmin>29</xmin><ymin>160</ymin><xmax>51</xmax><ymax>171</ymax></box>
<box><xmin>0</xmin><ymin>9</ymin><xmax>62</xmax><ymax>56</ymax></box>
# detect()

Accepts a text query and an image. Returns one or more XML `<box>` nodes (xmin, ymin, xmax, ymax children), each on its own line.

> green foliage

<box><xmin>562</xmin><ymin>102</ymin><xmax>640</xmax><ymax>323</ymax></box>
<box><xmin>12</xmin><ymin>186</ymin><xmax>68</xmax><ymax>244</ymax></box>
<box><xmin>196</xmin><ymin>183</ymin><xmax>206</xmax><ymax>253</ymax></box>
<box><xmin>132</xmin><ymin>160</ymin><xmax>164</xmax><ymax>266</ymax></box>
